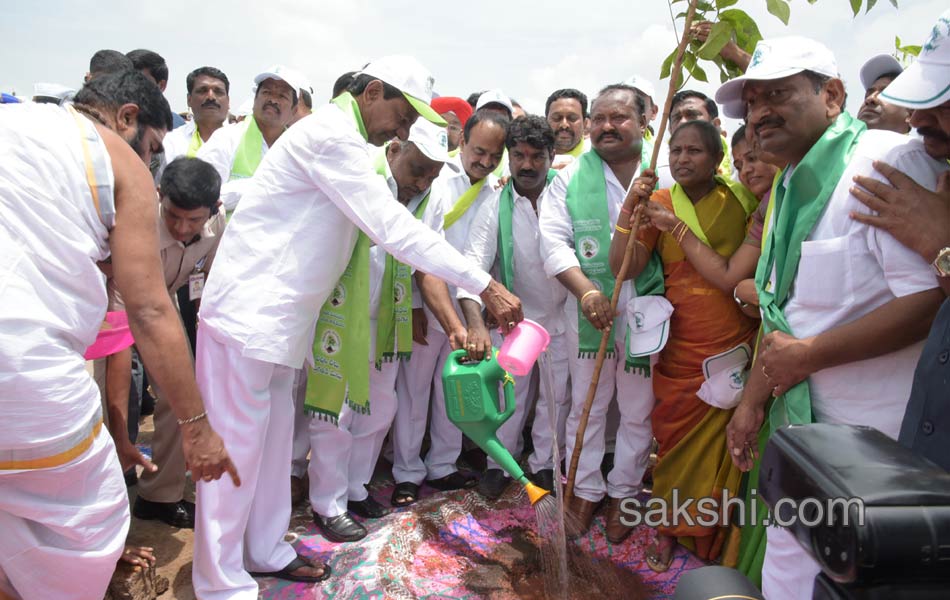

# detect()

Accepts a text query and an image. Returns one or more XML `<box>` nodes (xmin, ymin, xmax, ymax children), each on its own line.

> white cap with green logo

<box><xmin>881</xmin><ymin>10</ymin><xmax>950</xmax><ymax>110</ymax></box>
<box><xmin>359</xmin><ymin>55</ymin><xmax>447</xmax><ymax>126</ymax></box>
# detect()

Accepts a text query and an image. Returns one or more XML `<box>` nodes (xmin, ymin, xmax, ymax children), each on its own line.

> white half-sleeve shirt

<box><xmin>195</xmin><ymin>119</ymin><xmax>270</xmax><ymax>212</ymax></box>
<box><xmin>775</xmin><ymin>130</ymin><xmax>946</xmax><ymax>439</ymax></box>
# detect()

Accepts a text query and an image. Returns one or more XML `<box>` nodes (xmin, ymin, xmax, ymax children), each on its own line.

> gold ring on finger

<box><xmin>591</xmin><ymin>311</ymin><xmax>597</xmax><ymax>317</ymax></box>
<box><xmin>508</xmin><ymin>321</ymin><xmax>516</xmax><ymax>328</ymax></box>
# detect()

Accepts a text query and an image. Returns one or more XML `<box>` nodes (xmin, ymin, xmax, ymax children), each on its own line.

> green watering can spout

<box><xmin>442</xmin><ymin>348</ymin><xmax>542</xmax><ymax>498</ymax></box>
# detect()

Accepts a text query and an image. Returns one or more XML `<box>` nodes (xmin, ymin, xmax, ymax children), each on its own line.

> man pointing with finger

<box><xmin>193</xmin><ymin>55</ymin><xmax>522</xmax><ymax>598</ymax></box>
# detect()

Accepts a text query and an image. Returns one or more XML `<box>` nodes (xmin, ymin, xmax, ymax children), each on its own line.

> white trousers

<box><xmin>193</xmin><ymin>327</ymin><xmax>298</xmax><ymax>600</ymax></box>
<box><xmin>527</xmin><ymin>333</ymin><xmax>572</xmax><ymax>474</ymax></box>
<box><xmin>307</xmin><ymin>360</ymin><xmax>399</xmax><ymax>517</ymax></box>
<box><xmin>761</xmin><ymin>526</ymin><xmax>821</xmax><ymax>600</ymax></box>
<box><xmin>391</xmin><ymin>328</ymin><xmax>462</xmax><ymax>484</ymax></box>
<box><xmin>564</xmin><ymin>326</ymin><xmax>655</xmax><ymax>502</ymax></box>
<box><xmin>0</xmin><ymin>429</ymin><xmax>128</xmax><ymax>600</ymax></box>
<box><xmin>486</xmin><ymin>331</ymin><xmax>571</xmax><ymax>475</ymax></box>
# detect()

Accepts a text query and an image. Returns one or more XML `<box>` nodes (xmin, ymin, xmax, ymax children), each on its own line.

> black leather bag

<box><xmin>759</xmin><ymin>423</ymin><xmax>950</xmax><ymax>585</ymax></box>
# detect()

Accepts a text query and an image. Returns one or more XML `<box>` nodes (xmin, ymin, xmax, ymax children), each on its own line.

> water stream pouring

<box><xmin>442</xmin><ymin>349</ymin><xmax>549</xmax><ymax>505</ymax></box>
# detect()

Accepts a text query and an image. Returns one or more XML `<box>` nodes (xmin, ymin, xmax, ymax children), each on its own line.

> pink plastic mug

<box><xmin>497</xmin><ymin>319</ymin><xmax>550</xmax><ymax>376</ymax></box>
<box><xmin>84</xmin><ymin>311</ymin><xmax>135</xmax><ymax>360</ymax></box>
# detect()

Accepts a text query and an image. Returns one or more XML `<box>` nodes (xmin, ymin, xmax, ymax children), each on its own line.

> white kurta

<box><xmin>761</xmin><ymin>130</ymin><xmax>946</xmax><ymax>600</ymax></box>
<box><xmin>458</xmin><ymin>182</ymin><xmax>571</xmax><ymax>472</ymax></box>
<box><xmin>193</xmin><ymin>102</ymin><xmax>491</xmax><ymax>599</ymax></box>
<box><xmin>195</xmin><ymin>119</ymin><xmax>270</xmax><ymax>212</ymax></box>
<box><xmin>538</xmin><ymin>153</ymin><xmax>655</xmax><ymax>502</ymax></box>
<box><xmin>391</xmin><ymin>167</ymin><xmax>498</xmax><ymax>484</ymax></box>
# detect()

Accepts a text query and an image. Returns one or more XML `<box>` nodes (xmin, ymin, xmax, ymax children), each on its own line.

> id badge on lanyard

<box><xmin>188</xmin><ymin>256</ymin><xmax>207</xmax><ymax>301</ymax></box>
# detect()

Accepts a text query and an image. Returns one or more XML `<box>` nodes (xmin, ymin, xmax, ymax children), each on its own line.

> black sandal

<box><xmin>426</xmin><ymin>471</ymin><xmax>477</xmax><ymax>491</ymax></box>
<box><xmin>391</xmin><ymin>481</ymin><xmax>419</xmax><ymax>507</ymax></box>
<box><xmin>249</xmin><ymin>554</ymin><xmax>331</xmax><ymax>583</ymax></box>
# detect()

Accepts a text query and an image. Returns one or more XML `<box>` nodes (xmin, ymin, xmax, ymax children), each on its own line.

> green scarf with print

<box><xmin>754</xmin><ymin>112</ymin><xmax>866</xmax><ymax>432</ymax></box>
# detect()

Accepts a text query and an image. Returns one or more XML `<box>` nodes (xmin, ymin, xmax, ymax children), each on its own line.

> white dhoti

<box><xmin>564</xmin><ymin>325</ymin><xmax>655</xmax><ymax>502</ymax></box>
<box><xmin>308</xmin><ymin>358</ymin><xmax>399</xmax><ymax>517</ymax></box>
<box><xmin>192</xmin><ymin>326</ymin><xmax>298</xmax><ymax>600</ymax></box>
<box><xmin>761</xmin><ymin>525</ymin><xmax>821</xmax><ymax>600</ymax></box>
<box><xmin>0</xmin><ymin>429</ymin><xmax>128</xmax><ymax>600</ymax></box>
<box><xmin>391</xmin><ymin>328</ymin><xmax>461</xmax><ymax>484</ymax></box>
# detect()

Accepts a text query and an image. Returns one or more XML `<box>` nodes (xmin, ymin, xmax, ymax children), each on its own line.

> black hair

<box><xmin>73</xmin><ymin>70</ymin><xmax>173</xmax><ymax>131</ymax></box>
<box><xmin>466</xmin><ymin>90</ymin><xmax>485</xmax><ymax>109</ymax></box>
<box><xmin>594</xmin><ymin>84</ymin><xmax>646</xmax><ymax>117</ymax></box>
<box><xmin>299</xmin><ymin>88</ymin><xmax>313</xmax><ymax>109</ymax></box>
<box><xmin>506</xmin><ymin>115</ymin><xmax>555</xmax><ymax>154</ymax></box>
<box><xmin>802</xmin><ymin>71</ymin><xmax>833</xmax><ymax>94</ymax></box>
<box><xmin>731</xmin><ymin>124</ymin><xmax>747</xmax><ymax>150</ymax></box>
<box><xmin>186</xmin><ymin>66</ymin><xmax>230</xmax><ymax>95</ymax></box>
<box><xmin>126</xmin><ymin>49</ymin><xmax>169</xmax><ymax>85</ymax></box>
<box><xmin>160</xmin><ymin>157</ymin><xmax>221</xmax><ymax>214</ymax></box>
<box><xmin>670</xmin><ymin>90</ymin><xmax>719</xmax><ymax>120</ymax></box>
<box><xmin>346</xmin><ymin>73</ymin><xmax>402</xmax><ymax>100</ymax></box>
<box><xmin>88</xmin><ymin>50</ymin><xmax>133</xmax><ymax>77</ymax></box>
<box><xmin>545</xmin><ymin>88</ymin><xmax>588</xmax><ymax>118</ymax></box>
<box><xmin>462</xmin><ymin>109</ymin><xmax>510</xmax><ymax>143</ymax></box>
<box><xmin>332</xmin><ymin>72</ymin><xmax>356</xmax><ymax>97</ymax></box>
<box><xmin>671</xmin><ymin>120</ymin><xmax>723</xmax><ymax>157</ymax></box>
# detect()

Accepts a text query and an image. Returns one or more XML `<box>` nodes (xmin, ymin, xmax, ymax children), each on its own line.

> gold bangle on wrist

<box><xmin>581</xmin><ymin>289</ymin><xmax>600</xmax><ymax>303</ymax></box>
<box><xmin>177</xmin><ymin>411</ymin><xmax>208</xmax><ymax>426</ymax></box>
<box><xmin>615</xmin><ymin>224</ymin><xmax>632</xmax><ymax>235</ymax></box>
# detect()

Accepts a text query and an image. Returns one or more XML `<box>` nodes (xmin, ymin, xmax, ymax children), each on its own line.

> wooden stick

<box><xmin>565</xmin><ymin>0</ymin><xmax>701</xmax><ymax>503</ymax></box>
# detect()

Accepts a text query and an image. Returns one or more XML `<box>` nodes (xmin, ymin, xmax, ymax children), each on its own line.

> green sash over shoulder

<box><xmin>230</xmin><ymin>116</ymin><xmax>265</xmax><ymax>179</ymax></box>
<box><xmin>496</xmin><ymin>171</ymin><xmax>557</xmax><ymax>290</ymax></box>
<box><xmin>755</xmin><ymin>112</ymin><xmax>866</xmax><ymax>431</ymax></box>
<box><xmin>444</xmin><ymin>178</ymin><xmax>487</xmax><ymax>229</ymax></box>
<box><xmin>565</xmin><ymin>150</ymin><xmax>663</xmax><ymax>368</ymax></box>
<box><xmin>305</xmin><ymin>93</ymin><xmax>374</xmax><ymax>423</ymax></box>
<box><xmin>372</xmin><ymin>151</ymin><xmax>426</xmax><ymax>368</ymax></box>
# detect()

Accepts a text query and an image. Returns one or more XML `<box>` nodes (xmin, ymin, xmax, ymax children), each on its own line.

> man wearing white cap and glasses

<box><xmin>846</xmin><ymin>10</ymin><xmax>950</xmax><ymax>471</ymax></box>
<box><xmin>192</xmin><ymin>55</ymin><xmax>522</xmax><ymax>597</ymax></box>
<box><xmin>304</xmin><ymin>118</ymin><xmax>465</xmax><ymax>542</ymax></box>
<box><xmin>717</xmin><ymin>36</ymin><xmax>946</xmax><ymax>599</ymax></box>
<box><xmin>857</xmin><ymin>53</ymin><xmax>912</xmax><ymax>134</ymax></box>
<box><xmin>197</xmin><ymin>65</ymin><xmax>304</xmax><ymax>212</ymax></box>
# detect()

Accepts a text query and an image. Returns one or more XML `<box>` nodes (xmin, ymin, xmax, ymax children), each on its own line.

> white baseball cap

<box><xmin>881</xmin><ymin>10</ymin><xmax>950</xmax><ymax>110</ymax></box>
<box><xmin>715</xmin><ymin>36</ymin><xmax>839</xmax><ymax>119</ymax></box>
<box><xmin>408</xmin><ymin>118</ymin><xmax>449</xmax><ymax>163</ymax></box>
<box><xmin>475</xmin><ymin>89</ymin><xmax>514</xmax><ymax>115</ymax></box>
<box><xmin>359</xmin><ymin>55</ymin><xmax>446</xmax><ymax>126</ymax></box>
<box><xmin>254</xmin><ymin>65</ymin><xmax>309</xmax><ymax>100</ymax></box>
<box><xmin>32</xmin><ymin>82</ymin><xmax>75</xmax><ymax>102</ymax></box>
<box><xmin>623</xmin><ymin>75</ymin><xmax>657</xmax><ymax>104</ymax></box>
<box><xmin>625</xmin><ymin>296</ymin><xmax>673</xmax><ymax>357</ymax></box>
<box><xmin>859</xmin><ymin>54</ymin><xmax>903</xmax><ymax>90</ymax></box>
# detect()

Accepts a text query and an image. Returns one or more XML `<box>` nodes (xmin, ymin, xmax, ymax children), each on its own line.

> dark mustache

<box><xmin>754</xmin><ymin>116</ymin><xmax>784</xmax><ymax>136</ymax></box>
<box><xmin>597</xmin><ymin>132</ymin><xmax>621</xmax><ymax>142</ymax></box>
<box><xmin>201</xmin><ymin>100</ymin><xmax>220</xmax><ymax>109</ymax></box>
<box><xmin>264</xmin><ymin>101</ymin><xmax>280</xmax><ymax>112</ymax></box>
<box><xmin>918</xmin><ymin>126</ymin><xmax>950</xmax><ymax>143</ymax></box>
<box><xmin>517</xmin><ymin>170</ymin><xmax>539</xmax><ymax>179</ymax></box>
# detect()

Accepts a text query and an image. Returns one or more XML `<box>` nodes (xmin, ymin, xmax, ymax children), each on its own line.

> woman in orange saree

<box><xmin>610</xmin><ymin>120</ymin><xmax>759</xmax><ymax>572</ymax></box>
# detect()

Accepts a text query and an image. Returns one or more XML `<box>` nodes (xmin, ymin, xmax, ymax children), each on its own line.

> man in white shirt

<box><xmin>197</xmin><ymin>65</ymin><xmax>303</xmax><ymax>212</ymax></box>
<box><xmin>305</xmin><ymin>119</ymin><xmax>462</xmax><ymax>541</ymax></box>
<box><xmin>459</xmin><ymin>115</ymin><xmax>571</xmax><ymax>499</ymax></box>
<box><xmin>391</xmin><ymin>109</ymin><xmax>509</xmax><ymax>501</ymax></box>
<box><xmin>547</xmin><ymin>88</ymin><xmax>590</xmax><ymax>169</ymax></box>
<box><xmin>163</xmin><ymin>67</ymin><xmax>230</xmax><ymax>164</ymax></box>
<box><xmin>193</xmin><ymin>56</ymin><xmax>522</xmax><ymax>597</ymax></box>
<box><xmin>717</xmin><ymin>37</ymin><xmax>946</xmax><ymax>600</ymax></box>
<box><xmin>538</xmin><ymin>84</ymin><xmax>656</xmax><ymax>539</ymax></box>
<box><xmin>0</xmin><ymin>70</ymin><xmax>236</xmax><ymax>600</ymax></box>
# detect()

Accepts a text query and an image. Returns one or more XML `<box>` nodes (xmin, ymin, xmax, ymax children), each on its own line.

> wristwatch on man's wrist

<box><xmin>932</xmin><ymin>247</ymin><xmax>950</xmax><ymax>278</ymax></box>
